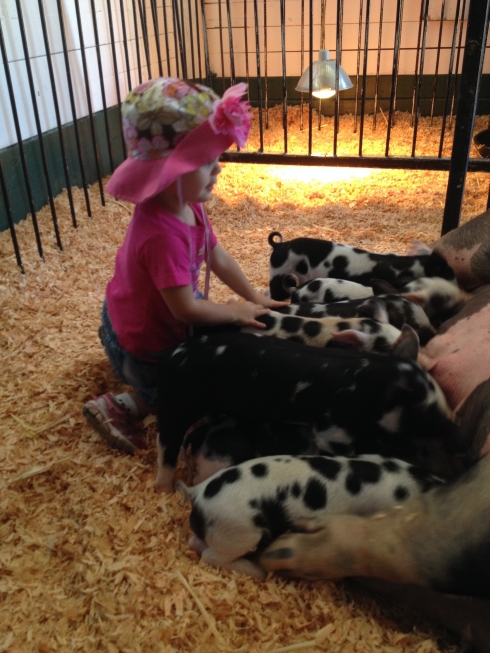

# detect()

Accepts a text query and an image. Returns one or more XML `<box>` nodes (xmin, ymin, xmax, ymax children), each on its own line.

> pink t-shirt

<box><xmin>106</xmin><ymin>199</ymin><xmax>217</xmax><ymax>359</ymax></box>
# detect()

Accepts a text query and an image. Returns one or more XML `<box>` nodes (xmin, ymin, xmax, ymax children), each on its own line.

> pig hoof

<box><xmin>154</xmin><ymin>466</ymin><xmax>175</xmax><ymax>493</ymax></box>
<box><xmin>188</xmin><ymin>535</ymin><xmax>207</xmax><ymax>555</ymax></box>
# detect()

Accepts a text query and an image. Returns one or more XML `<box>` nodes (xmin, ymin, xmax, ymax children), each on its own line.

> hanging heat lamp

<box><xmin>296</xmin><ymin>0</ymin><xmax>353</xmax><ymax>99</ymax></box>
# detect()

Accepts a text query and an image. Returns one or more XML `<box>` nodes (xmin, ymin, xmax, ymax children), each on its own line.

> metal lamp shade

<box><xmin>296</xmin><ymin>50</ymin><xmax>353</xmax><ymax>98</ymax></box>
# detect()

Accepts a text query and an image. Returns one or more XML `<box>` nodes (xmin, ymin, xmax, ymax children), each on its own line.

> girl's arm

<box><xmin>210</xmin><ymin>243</ymin><xmax>288</xmax><ymax>309</ymax></box>
<box><xmin>159</xmin><ymin>284</ymin><xmax>270</xmax><ymax>329</ymax></box>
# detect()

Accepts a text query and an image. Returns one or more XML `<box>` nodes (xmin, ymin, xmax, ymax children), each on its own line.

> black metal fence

<box><xmin>1</xmin><ymin>0</ymin><xmax>489</xmax><ymax>271</ymax></box>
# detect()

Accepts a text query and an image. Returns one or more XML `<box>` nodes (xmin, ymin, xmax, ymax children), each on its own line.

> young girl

<box><xmin>83</xmin><ymin>77</ymin><xmax>286</xmax><ymax>454</ymax></box>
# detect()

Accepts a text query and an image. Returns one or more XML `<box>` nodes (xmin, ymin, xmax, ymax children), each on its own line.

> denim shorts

<box><xmin>100</xmin><ymin>301</ymin><xmax>160</xmax><ymax>406</ymax></box>
<box><xmin>100</xmin><ymin>292</ymin><xmax>204</xmax><ymax>405</ymax></box>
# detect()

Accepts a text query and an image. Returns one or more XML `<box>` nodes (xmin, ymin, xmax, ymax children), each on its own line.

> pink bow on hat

<box><xmin>208</xmin><ymin>83</ymin><xmax>251</xmax><ymax>148</ymax></box>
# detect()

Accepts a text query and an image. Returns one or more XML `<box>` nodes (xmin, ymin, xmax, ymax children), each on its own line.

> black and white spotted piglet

<box><xmin>183</xmin><ymin>416</ymin><xmax>317</xmax><ymax>485</ymax></box>
<box><xmin>268</xmin><ymin>231</ymin><xmax>455</xmax><ymax>300</ymax></box>
<box><xmin>242</xmin><ymin>309</ymin><xmax>405</xmax><ymax>354</ymax></box>
<box><xmin>155</xmin><ymin>332</ymin><xmax>463</xmax><ymax>493</ymax></box>
<box><xmin>284</xmin><ymin>275</ymin><xmax>374</xmax><ymax>303</ymax></box>
<box><xmin>178</xmin><ymin>454</ymin><xmax>444</xmax><ymax>579</ymax></box>
<box><xmin>279</xmin><ymin>295</ymin><xmax>436</xmax><ymax>345</ymax></box>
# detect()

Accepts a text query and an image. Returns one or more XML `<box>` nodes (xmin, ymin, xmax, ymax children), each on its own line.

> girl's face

<box><xmin>179</xmin><ymin>157</ymin><xmax>222</xmax><ymax>203</ymax></box>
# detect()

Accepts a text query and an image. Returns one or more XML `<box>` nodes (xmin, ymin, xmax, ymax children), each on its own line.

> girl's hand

<box><xmin>251</xmin><ymin>292</ymin><xmax>290</xmax><ymax>310</ymax></box>
<box><xmin>227</xmin><ymin>299</ymin><xmax>271</xmax><ymax>328</ymax></box>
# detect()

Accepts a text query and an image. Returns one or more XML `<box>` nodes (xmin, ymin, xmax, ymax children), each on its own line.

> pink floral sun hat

<box><xmin>106</xmin><ymin>77</ymin><xmax>252</xmax><ymax>204</ymax></box>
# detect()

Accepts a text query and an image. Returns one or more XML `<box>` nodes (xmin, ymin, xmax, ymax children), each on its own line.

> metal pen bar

<box><xmin>263</xmin><ymin>0</ymin><xmax>268</xmax><ymax>129</ymax></box>
<box><xmin>0</xmin><ymin>18</ymin><xmax>43</xmax><ymax>257</ymax></box>
<box><xmin>449</xmin><ymin>0</ymin><xmax>468</xmax><ymax>128</ymax></box>
<box><xmin>180</xmin><ymin>0</ymin><xmax>187</xmax><ymax>76</ymax></box>
<box><xmin>119</xmin><ymin>0</ymin><xmax>133</xmax><ymax>91</ymax></box>
<box><xmin>136</xmin><ymin>0</ymin><xmax>151</xmax><ymax>78</ymax></box>
<box><xmin>187</xmin><ymin>0</ymin><xmax>196</xmax><ymax>80</ymax></box>
<box><xmin>89</xmin><ymin>0</ymin><xmax>115</xmax><ymax>172</ymax></box>
<box><xmin>105</xmin><ymin>0</ymin><xmax>127</xmax><ymax>158</ymax></box>
<box><xmin>194</xmin><ymin>0</ymin><xmax>203</xmax><ymax>82</ymax></box>
<box><xmin>15</xmin><ymin>0</ymin><xmax>61</xmax><ymax>249</ymax></box>
<box><xmin>0</xmin><ymin>160</ymin><xmax>24</xmax><ymax>272</ymax></box>
<box><xmin>299</xmin><ymin>0</ymin><xmax>304</xmax><ymax>131</ymax></box>
<box><xmin>280</xmin><ymin>0</ymin><xmax>287</xmax><ymax>153</ymax></box>
<box><xmin>253</xmin><ymin>0</ymin><xmax>264</xmax><ymax>151</ymax></box>
<box><xmin>171</xmin><ymin>0</ymin><xmax>181</xmax><ymax>77</ymax></box>
<box><xmin>55</xmin><ymin>0</ymin><xmax>91</xmax><ymax>216</ymax></box>
<box><xmin>244</xmin><ymin>0</ymin><xmax>250</xmax><ymax>97</ymax></box>
<box><xmin>162</xmin><ymin>0</ymin><xmax>172</xmax><ymax>76</ymax></box>
<box><xmin>307</xmin><ymin>0</ymin><xmax>313</xmax><ymax>155</ymax></box>
<box><xmin>318</xmin><ymin>0</ymin><xmax>325</xmax><ymax>131</ymax></box>
<box><xmin>359</xmin><ymin>0</ymin><xmax>371</xmax><ymax>156</ymax></box>
<box><xmin>131</xmin><ymin>0</ymin><xmax>143</xmax><ymax>84</ymax></box>
<box><xmin>430</xmin><ymin>0</ymin><xmax>446</xmax><ymax>125</ymax></box>
<box><xmin>220</xmin><ymin>150</ymin><xmax>490</xmax><ymax>172</ymax></box>
<box><xmin>333</xmin><ymin>0</ymin><xmax>344</xmax><ymax>155</ymax></box>
<box><xmin>173</xmin><ymin>0</ymin><xmax>186</xmax><ymax>79</ymax></box>
<box><xmin>37</xmin><ymin>0</ymin><xmax>77</xmax><ymax>227</ymax></box>
<box><xmin>385</xmin><ymin>0</ymin><xmax>404</xmax><ymax>155</ymax></box>
<box><xmin>410</xmin><ymin>0</ymin><xmax>425</xmax><ymax>127</ymax></box>
<box><xmin>74</xmin><ymin>0</ymin><xmax>105</xmax><ymax>205</ymax></box>
<box><xmin>372</xmin><ymin>0</ymin><xmax>384</xmax><ymax>130</ymax></box>
<box><xmin>353</xmin><ymin>0</ymin><xmax>364</xmax><ymax>133</ymax></box>
<box><xmin>438</xmin><ymin>0</ymin><xmax>462</xmax><ymax>157</ymax></box>
<box><xmin>150</xmin><ymin>0</ymin><xmax>164</xmax><ymax>77</ymax></box>
<box><xmin>225</xmin><ymin>0</ymin><xmax>236</xmax><ymax>85</ymax></box>
<box><xmin>442</xmin><ymin>0</ymin><xmax>490</xmax><ymax>234</ymax></box>
<box><xmin>217</xmin><ymin>0</ymin><xmax>225</xmax><ymax>92</ymax></box>
<box><xmin>199</xmin><ymin>0</ymin><xmax>211</xmax><ymax>85</ymax></box>
<box><xmin>411</xmin><ymin>0</ymin><xmax>429</xmax><ymax>157</ymax></box>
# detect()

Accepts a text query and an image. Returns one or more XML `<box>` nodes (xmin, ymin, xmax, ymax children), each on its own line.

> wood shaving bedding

<box><xmin>1</xmin><ymin>109</ymin><xmax>487</xmax><ymax>653</ymax></box>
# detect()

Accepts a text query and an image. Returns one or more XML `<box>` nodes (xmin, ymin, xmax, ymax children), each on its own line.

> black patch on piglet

<box><xmin>323</xmin><ymin>289</ymin><xmax>337</xmax><ymax>303</ymax></box>
<box><xmin>332</xmin><ymin>255</ymin><xmax>348</xmax><ymax>273</ymax></box>
<box><xmin>189</xmin><ymin>504</ymin><xmax>207</xmax><ymax>542</ymax></box>
<box><xmin>290</xmin><ymin>238</ymin><xmax>334</xmax><ymax>267</ymax></box>
<box><xmin>296</xmin><ymin>259</ymin><xmax>309</xmax><ymax>275</ymax></box>
<box><xmin>253</xmin><ymin>497</ymin><xmax>294</xmax><ymax>550</ymax></box>
<box><xmin>204</xmin><ymin>467</ymin><xmax>241</xmax><ymax>498</ymax></box>
<box><xmin>394</xmin><ymin>486</ymin><xmax>409</xmax><ymax>501</ymax></box>
<box><xmin>303</xmin><ymin>456</ymin><xmax>342</xmax><ymax>480</ymax></box>
<box><xmin>292</xmin><ymin>482</ymin><xmax>302</xmax><ymax>497</ymax></box>
<box><xmin>303</xmin><ymin>320</ymin><xmax>322</xmax><ymax>337</ymax></box>
<box><xmin>282</xmin><ymin>316</ymin><xmax>302</xmax><ymax>333</ymax></box>
<box><xmin>303</xmin><ymin>478</ymin><xmax>327</xmax><ymax>510</ymax></box>
<box><xmin>251</xmin><ymin>463</ymin><xmax>268</xmax><ymax>478</ymax></box>
<box><xmin>257</xmin><ymin>313</ymin><xmax>277</xmax><ymax>330</ymax></box>
<box><xmin>307</xmin><ymin>279</ymin><xmax>322</xmax><ymax>293</ymax></box>
<box><xmin>346</xmin><ymin>460</ymin><xmax>382</xmax><ymax>495</ymax></box>
<box><xmin>383</xmin><ymin>460</ymin><xmax>401</xmax><ymax>473</ymax></box>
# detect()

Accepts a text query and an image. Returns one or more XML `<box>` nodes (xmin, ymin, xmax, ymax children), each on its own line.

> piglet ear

<box><xmin>401</xmin><ymin>291</ymin><xmax>427</xmax><ymax>307</ymax></box>
<box><xmin>330</xmin><ymin>329</ymin><xmax>371</xmax><ymax>350</ymax></box>
<box><xmin>371</xmin><ymin>279</ymin><xmax>398</xmax><ymax>296</ymax></box>
<box><xmin>392</xmin><ymin>324</ymin><xmax>420</xmax><ymax>360</ymax></box>
<box><xmin>407</xmin><ymin>239</ymin><xmax>433</xmax><ymax>255</ymax></box>
<box><xmin>357</xmin><ymin>298</ymin><xmax>390</xmax><ymax>324</ymax></box>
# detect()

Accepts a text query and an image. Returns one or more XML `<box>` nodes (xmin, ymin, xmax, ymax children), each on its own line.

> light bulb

<box><xmin>312</xmin><ymin>88</ymin><xmax>336</xmax><ymax>99</ymax></box>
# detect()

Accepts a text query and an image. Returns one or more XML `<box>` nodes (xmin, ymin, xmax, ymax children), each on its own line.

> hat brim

<box><xmin>106</xmin><ymin>122</ymin><xmax>235</xmax><ymax>204</ymax></box>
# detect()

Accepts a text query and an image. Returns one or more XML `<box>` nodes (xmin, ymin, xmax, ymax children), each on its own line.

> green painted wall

<box><xmin>1</xmin><ymin>75</ymin><xmax>490</xmax><ymax>232</ymax></box>
<box><xmin>0</xmin><ymin>106</ymin><xmax>125</xmax><ymax>233</ymax></box>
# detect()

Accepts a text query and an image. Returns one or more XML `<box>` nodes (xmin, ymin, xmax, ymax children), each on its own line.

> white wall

<box><xmin>0</xmin><ymin>0</ymin><xmax>487</xmax><ymax>150</ymax></box>
<box><xmin>203</xmin><ymin>0</ymin><xmax>487</xmax><ymax>79</ymax></box>
<box><xmin>0</xmin><ymin>0</ymin><xmax>187</xmax><ymax>149</ymax></box>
